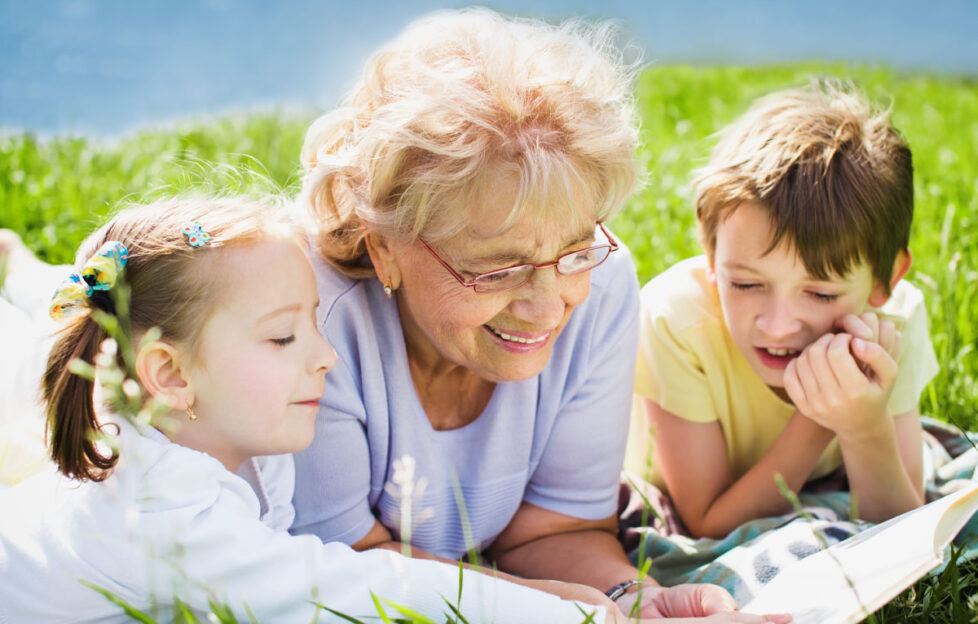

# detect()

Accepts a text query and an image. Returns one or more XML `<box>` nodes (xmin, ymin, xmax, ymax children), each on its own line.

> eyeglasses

<box><xmin>417</xmin><ymin>223</ymin><xmax>619</xmax><ymax>294</ymax></box>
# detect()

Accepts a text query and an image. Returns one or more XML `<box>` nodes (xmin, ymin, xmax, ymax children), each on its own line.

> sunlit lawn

<box><xmin>2</xmin><ymin>63</ymin><xmax>976</xmax><ymax>622</ymax></box>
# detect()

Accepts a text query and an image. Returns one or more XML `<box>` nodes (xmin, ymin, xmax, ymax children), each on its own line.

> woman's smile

<box><xmin>484</xmin><ymin>324</ymin><xmax>552</xmax><ymax>352</ymax></box>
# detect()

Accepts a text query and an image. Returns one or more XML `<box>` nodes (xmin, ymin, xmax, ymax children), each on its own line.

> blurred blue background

<box><xmin>2</xmin><ymin>0</ymin><xmax>976</xmax><ymax>136</ymax></box>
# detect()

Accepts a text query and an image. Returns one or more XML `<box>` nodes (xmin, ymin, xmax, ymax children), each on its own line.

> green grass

<box><xmin>2</xmin><ymin>63</ymin><xmax>977</xmax><ymax>622</ymax></box>
<box><xmin>0</xmin><ymin>109</ymin><xmax>310</xmax><ymax>264</ymax></box>
<box><xmin>618</xmin><ymin>63</ymin><xmax>978</xmax><ymax>434</ymax></box>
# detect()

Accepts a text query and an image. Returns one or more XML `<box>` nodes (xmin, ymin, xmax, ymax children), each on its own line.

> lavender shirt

<box><xmin>291</xmin><ymin>236</ymin><xmax>639</xmax><ymax>560</ymax></box>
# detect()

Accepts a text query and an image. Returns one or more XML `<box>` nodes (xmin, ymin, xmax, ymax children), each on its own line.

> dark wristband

<box><xmin>604</xmin><ymin>579</ymin><xmax>640</xmax><ymax>601</ymax></box>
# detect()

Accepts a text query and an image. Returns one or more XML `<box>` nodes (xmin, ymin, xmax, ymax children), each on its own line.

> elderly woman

<box><xmin>291</xmin><ymin>9</ymin><xmax>745</xmax><ymax>619</ymax></box>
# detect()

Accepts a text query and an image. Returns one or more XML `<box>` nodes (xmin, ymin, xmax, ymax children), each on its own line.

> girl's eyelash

<box><xmin>271</xmin><ymin>335</ymin><xmax>295</xmax><ymax>346</ymax></box>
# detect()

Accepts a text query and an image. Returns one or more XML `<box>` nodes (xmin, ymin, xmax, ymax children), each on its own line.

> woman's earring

<box><xmin>383</xmin><ymin>280</ymin><xmax>393</xmax><ymax>299</ymax></box>
<box><xmin>186</xmin><ymin>405</ymin><xmax>198</xmax><ymax>421</ymax></box>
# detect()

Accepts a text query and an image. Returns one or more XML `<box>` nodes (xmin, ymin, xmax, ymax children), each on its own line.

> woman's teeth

<box><xmin>765</xmin><ymin>347</ymin><xmax>798</xmax><ymax>357</ymax></box>
<box><xmin>489</xmin><ymin>326</ymin><xmax>547</xmax><ymax>344</ymax></box>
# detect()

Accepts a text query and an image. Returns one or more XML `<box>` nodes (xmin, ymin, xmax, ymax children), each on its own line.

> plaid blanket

<box><xmin>619</xmin><ymin>417</ymin><xmax>978</xmax><ymax>606</ymax></box>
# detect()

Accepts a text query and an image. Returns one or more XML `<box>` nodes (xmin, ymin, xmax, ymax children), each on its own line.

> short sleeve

<box><xmin>887</xmin><ymin>283</ymin><xmax>939</xmax><ymax>415</ymax></box>
<box><xmin>633</xmin><ymin>263</ymin><xmax>719</xmax><ymax>424</ymax></box>
<box><xmin>522</xmin><ymin>247</ymin><xmax>639</xmax><ymax>519</ymax></box>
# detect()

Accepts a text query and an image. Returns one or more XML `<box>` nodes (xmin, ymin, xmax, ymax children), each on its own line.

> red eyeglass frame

<box><xmin>416</xmin><ymin>223</ymin><xmax>619</xmax><ymax>294</ymax></box>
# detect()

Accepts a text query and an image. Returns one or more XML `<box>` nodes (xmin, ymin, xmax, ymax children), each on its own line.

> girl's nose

<box><xmin>312</xmin><ymin>334</ymin><xmax>338</xmax><ymax>374</ymax></box>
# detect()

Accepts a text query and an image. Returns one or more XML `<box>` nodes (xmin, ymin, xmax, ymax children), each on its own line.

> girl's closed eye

<box><xmin>270</xmin><ymin>335</ymin><xmax>296</xmax><ymax>347</ymax></box>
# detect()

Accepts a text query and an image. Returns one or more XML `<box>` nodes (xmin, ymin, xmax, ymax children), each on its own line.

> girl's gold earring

<box><xmin>383</xmin><ymin>280</ymin><xmax>393</xmax><ymax>299</ymax></box>
<box><xmin>186</xmin><ymin>405</ymin><xmax>198</xmax><ymax>421</ymax></box>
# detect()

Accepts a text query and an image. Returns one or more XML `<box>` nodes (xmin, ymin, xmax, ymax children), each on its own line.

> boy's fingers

<box><xmin>808</xmin><ymin>334</ymin><xmax>842</xmax><ymax>395</ymax></box>
<box><xmin>826</xmin><ymin>333</ymin><xmax>855</xmax><ymax>372</ymax></box>
<box><xmin>829</xmin><ymin>335</ymin><xmax>870</xmax><ymax>394</ymax></box>
<box><xmin>783</xmin><ymin>359</ymin><xmax>807</xmax><ymax>410</ymax></box>
<box><xmin>851</xmin><ymin>337</ymin><xmax>898</xmax><ymax>387</ymax></box>
<box><xmin>859</xmin><ymin>312</ymin><xmax>880</xmax><ymax>343</ymax></box>
<box><xmin>878</xmin><ymin>320</ymin><xmax>899</xmax><ymax>357</ymax></box>
<box><xmin>837</xmin><ymin>313</ymin><xmax>873</xmax><ymax>340</ymax></box>
<box><xmin>793</xmin><ymin>348</ymin><xmax>823</xmax><ymax>410</ymax></box>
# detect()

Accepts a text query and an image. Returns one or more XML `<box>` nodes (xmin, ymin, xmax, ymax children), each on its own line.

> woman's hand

<box><xmin>612</xmin><ymin>583</ymin><xmax>791</xmax><ymax>623</ymax></box>
<box><xmin>608</xmin><ymin>584</ymin><xmax>791</xmax><ymax>624</ymax></box>
<box><xmin>615</xmin><ymin>582</ymin><xmax>732</xmax><ymax>618</ymax></box>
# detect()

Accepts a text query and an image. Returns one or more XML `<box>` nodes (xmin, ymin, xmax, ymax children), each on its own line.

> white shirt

<box><xmin>0</xmin><ymin>416</ymin><xmax>603</xmax><ymax>623</ymax></box>
<box><xmin>0</xmin><ymin>299</ymin><xmax>50</xmax><ymax>488</ymax></box>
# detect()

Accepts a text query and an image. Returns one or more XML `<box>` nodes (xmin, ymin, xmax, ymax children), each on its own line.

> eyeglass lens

<box><xmin>472</xmin><ymin>245</ymin><xmax>611</xmax><ymax>293</ymax></box>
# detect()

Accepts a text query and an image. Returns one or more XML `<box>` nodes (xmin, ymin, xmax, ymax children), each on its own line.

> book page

<box><xmin>741</xmin><ymin>485</ymin><xmax>978</xmax><ymax>624</ymax></box>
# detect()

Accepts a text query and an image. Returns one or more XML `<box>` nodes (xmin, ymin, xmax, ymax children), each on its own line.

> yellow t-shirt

<box><xmin>626</xmin><ymin>255</ymin><xmax>939</xmax><ymax>490</ymax></box>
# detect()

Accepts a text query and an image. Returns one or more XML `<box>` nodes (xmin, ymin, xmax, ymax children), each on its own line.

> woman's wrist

<box><xmin>604</xmin><ymin>578</ymin><xmax>640</xmax><ymax>601</ymax></box>
<box><xmin>608</xmin><ymin>579</ymin><xmax>661</xmax><ymax>618</ymax></box>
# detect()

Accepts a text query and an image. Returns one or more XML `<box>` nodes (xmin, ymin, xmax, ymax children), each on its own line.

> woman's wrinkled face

<box><xmin>391</xmin><ymin>182</ymin><xmax>598</xmax><ymax>383</ymax></box>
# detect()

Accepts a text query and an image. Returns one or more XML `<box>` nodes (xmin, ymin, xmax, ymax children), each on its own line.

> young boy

<box><xmin>626</xmin><ymin>82</ymin><xmax>939</xmax><ymax>539</ymax></box>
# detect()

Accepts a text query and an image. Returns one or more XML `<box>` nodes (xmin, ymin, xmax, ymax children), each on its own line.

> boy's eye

<box><xmin>808</xmin><ymin>292</ymin><xmax>839</xmax><ymax>303</ymax></box>
<box><xmin>729</xmin><ymin>282</ymin><xmax>759</xmax><ymax>291</ymax></box>
<box><xmin>271</xmin><ymin>335</ymin><xmax>296</xmax><ymax>346</ymax></box>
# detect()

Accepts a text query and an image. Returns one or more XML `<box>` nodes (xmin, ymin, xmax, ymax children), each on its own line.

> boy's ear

<box><xmin>706</xmin><ymin>256</ymin><xmax>718</xmax><ymax>288</ymax></box>
<box><xmin>135</xmin><ymin>340</ymin><xmax>194</xmax><ymax>410</ymax></box>
<box><xmin>868</xmin><ymin>249</ymin><xmax>912</xmax><ymax>307</ymax></box>
<box><xmin>364</xmin><ymin>230</ymin><xmax>402</xmax><ymax>290</ymax></box>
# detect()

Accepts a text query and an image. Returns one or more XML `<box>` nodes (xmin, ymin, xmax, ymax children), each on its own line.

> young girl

<box><xmin>0</xmin><ymin>197</ymin><xmax>634</xmax><ymax>623</ymax></box>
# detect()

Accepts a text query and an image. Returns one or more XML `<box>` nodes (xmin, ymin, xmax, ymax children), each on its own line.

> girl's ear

<box><xmin>869</xmin><ymin>249</ymin><xmax>913</xmax><ymax>307</ymax></box>
<box><xmin>135</xmin><ymin>340</ymin><xmax>194</xmax><ymax>410</ymax></box>
<box><xmin>364</xmin><ymin>230</ymin><xmax>402</xmax><ymax>290</ymax></box>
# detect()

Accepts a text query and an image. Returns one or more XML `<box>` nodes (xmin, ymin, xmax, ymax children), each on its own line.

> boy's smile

<box><xmin>755</xmin><ymin>346</ymin><xmax>800</xmax><ymax>370</ymax></box>
<box><xmin>708</xmin><ymin>201</ymin><xmax>889</xmax><ymax>396</ymax></box>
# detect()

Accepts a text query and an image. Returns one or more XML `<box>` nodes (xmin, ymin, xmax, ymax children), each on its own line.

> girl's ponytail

<box><xmin>42</xmin><ymin>315</ymin><xmax>116</xmax><ymax>481</ymax></box>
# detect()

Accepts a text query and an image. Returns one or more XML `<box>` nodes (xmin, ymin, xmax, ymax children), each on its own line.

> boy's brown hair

<box><xmin>693</xmin><ymin>80</ymin><xmax>913</xmax><ymax>292</ymax></box>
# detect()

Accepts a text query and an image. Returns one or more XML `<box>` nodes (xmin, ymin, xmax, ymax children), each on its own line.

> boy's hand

<box><xmin>836</xmin><ymin>312</ymin><xmax>901</xmax><ymax>359</ymax></box>
<box><xmin>783</xmin><ymin>333</ymin><xmax>898</xmax><ymax>440</ymax></box>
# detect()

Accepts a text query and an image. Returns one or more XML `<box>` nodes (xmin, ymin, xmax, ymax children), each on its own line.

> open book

<box><xmin>740</xmin><ymin>484</ymin><xmax>978</xmax><ymax>624</ymax></box>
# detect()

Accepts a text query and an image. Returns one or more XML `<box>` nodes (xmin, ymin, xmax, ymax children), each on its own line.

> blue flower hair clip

<box><xmin>182</xmin><ymin>221</ymin><xmax>211</xmax><ymax>248</ymax></box>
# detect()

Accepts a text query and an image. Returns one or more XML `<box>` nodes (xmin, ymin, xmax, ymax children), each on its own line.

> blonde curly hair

<box><xmin>299</xmin><ymin>7</ymin><xmax>641</xmax><ymax>278</ymax></box>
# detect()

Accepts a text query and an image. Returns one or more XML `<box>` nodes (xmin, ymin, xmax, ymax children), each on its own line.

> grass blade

<box><xmin>309</xmin><ymin>602</ymin><xmax>368</xmax><ymax>624</ymax></box>
<box><xmin>79</xmin><ymin>580</ymin><xmax>157</xmax><ymax>623</ymax></box>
